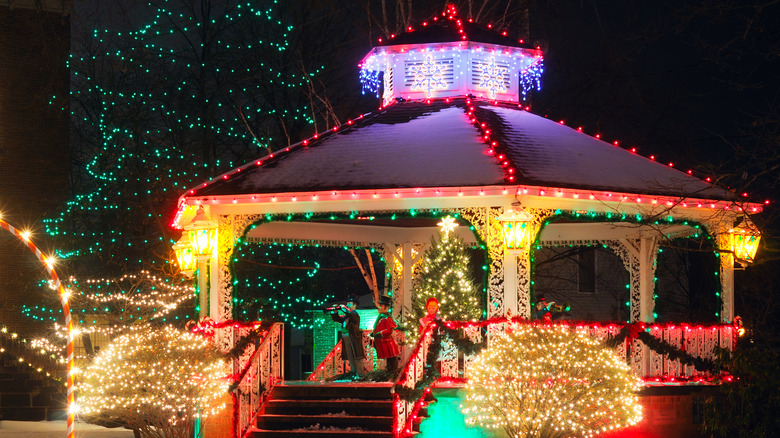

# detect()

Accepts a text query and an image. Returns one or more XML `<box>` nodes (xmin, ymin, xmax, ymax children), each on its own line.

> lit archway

<box><xmin>0</xmin><ymin>216</ymin><xmax>75</xmax><ymax>438</ymax></box>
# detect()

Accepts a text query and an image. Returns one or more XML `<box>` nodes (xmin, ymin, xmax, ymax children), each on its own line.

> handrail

<box><xmin>391</xmin><ymin>321</ymin><xmax>437</xmax><ymax>438</ymax></box>
<box><xmin>308</xmin><ymin>330</ymin><xmax>392</xmax><ymax>381</ymax></box>
<box><xmin>231</xmin><ymin>322</ymin><xmax>283</xmax><ymax>438</ymax></box>
<box><xmin>307</xmin><ymin>340</ymin><xmax>346</xmax><ymax>381</ymax></box>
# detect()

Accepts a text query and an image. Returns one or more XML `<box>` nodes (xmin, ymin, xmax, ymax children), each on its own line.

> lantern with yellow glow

<box><xmin>497</xmin><ymin>208</ymin><xmax>535</xmax><ymax>250</ymax></box>
<box><xmin>184</xmin><ymin>206</ymin><xmax>217</xmax><ymax>259</ymax></box>
<box><xmin>173</xmin><ymin>235</ymin><xmax>196</xmax><ymax>277</ymax></box>
<box><xmin>730</xmin><ymin>218</ymin><xmax>760</xmax><ymax>267</ymax></box>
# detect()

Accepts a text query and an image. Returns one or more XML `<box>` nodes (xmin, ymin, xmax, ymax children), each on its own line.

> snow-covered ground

<box><xmin>0</xmin><ymin>420</ymin><xmax>134</xmax><ymax>437</ymax></box>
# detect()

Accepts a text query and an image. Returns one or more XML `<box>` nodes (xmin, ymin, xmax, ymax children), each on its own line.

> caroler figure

<box><xmin>418</xmin><ymin>296</ymin><xmax>441</xmax><ymax>331</ymax></box>
<box><xmin>372</xmin><ymin>295</ymin><xmax>401</xmax><ymax>373</ymax></box>
<box><xmin>329</xmin><ymin>295</ymin><xmax>366</xmax><ymax>376</ymax></box>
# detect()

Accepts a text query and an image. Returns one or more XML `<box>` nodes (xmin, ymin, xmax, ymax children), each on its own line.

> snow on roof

<box><xmin>484</xmin><ymin>105</ymin><xmax>731</xmax><ymax>199</ymax></box>
<box><xmin>187</xmin><ymin>98</ymin><xmax>734</xmax><ymax>201</ymax></box>
<box><xmin>192</xmin><ymin>101</ymin><xmax>506</xmax><ymax>197</ymax></box>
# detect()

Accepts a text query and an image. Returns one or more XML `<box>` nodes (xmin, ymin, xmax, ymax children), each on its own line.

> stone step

<box><xmin>248</xmin><ymin>430</ymin><xmax>395</xmax><ymax>438</ymax></box>
<box><xmin>265</xmin><ymin>399</ymin><xmax>393</xmax><ymax>416</ymax></box>
<box><xmin>256</xmin><ymin>414</ymin><xmax>394</xmax><ymax>431</ymax></box>
<box><xmin>270</xmin><ymin>383</ymin><xmax>393</xmax><ymax>401</ymax></box>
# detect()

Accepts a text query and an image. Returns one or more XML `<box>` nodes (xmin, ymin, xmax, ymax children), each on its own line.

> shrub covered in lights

<box><xmin>25</xmin><ymin>272</ymin><xmax>195</xmax><ymax>361</ymax></box>
<box><xmin>461</xmin><ymin>323</ymin><xmax>642</xmax><ymax>438</ymax></box>
<box><xmin>78</xmin><ymin>325</ymin><xmax>228</xmax><ymax>438</ymax></box>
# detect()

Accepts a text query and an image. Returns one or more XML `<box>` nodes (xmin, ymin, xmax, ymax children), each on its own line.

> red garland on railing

<box><xmin>392</xmin><ymin>322</ymin><xmax>439</xmax><ymax>437</ymax></box>
<box><xmin>231</xmin><ymin>391</ymin><xmax>239</xmax><ymax>438</ymax></box>
<box><xmin>395</xmin><ymin>321</ymin><xmax>437</xmax><ymax>386</ymax></box>
<box><xmin>190</xmin><ymin>317</ymin><xmax>265</xmax><ymax>337</ymax></box>
<box><xmin>229</xmin><ymin>323</ymin><xmax>282</xmax><ymax>438</ymax></box>
<box><xmin>308</xmin><ymin>340</ymin><xmax>343</xmax><ymax>381</ymax></box>
<box><xmin>444</xmin><ymin>316</ymin><xmax>740</xmax><ymax>331</ymax></box>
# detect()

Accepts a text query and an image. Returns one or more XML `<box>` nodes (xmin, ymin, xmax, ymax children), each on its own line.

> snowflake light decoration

<box><xmin>410</xmin><ymin>55</ymin><xmax>448</xmax><ymax>97</ymax></box>
<box><xmin>478</xmin><ymin>57</ymin><xmax>508</xmax><ymax>99</ymax></box>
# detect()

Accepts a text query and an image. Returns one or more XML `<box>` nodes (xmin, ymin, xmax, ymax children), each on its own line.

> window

<box><xmin>578</xmin><ymin>249</ymin><xmax>596</xmax><ymax>293</ymax></box>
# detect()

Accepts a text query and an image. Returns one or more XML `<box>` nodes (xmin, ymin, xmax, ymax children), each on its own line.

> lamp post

<box><xmin>183</xmin><ymin>206</ymin><xmax>217</xmax><ymax>318</ymax></box>
<box><xmin>730</xmin><ymin>217</ymin><xmax>761</xmax><ymax>267</ymax></box>
<box><xmin>497</xmin><ymin>207</ymin><xmax>535</xmax><ymax>317</ymax></box>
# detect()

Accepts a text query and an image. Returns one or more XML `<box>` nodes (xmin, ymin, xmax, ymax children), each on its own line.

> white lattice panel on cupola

<box><xmin>404</xmin><ymin>56</ymin><xmax>456</xmax><ymax>93</ymax></box>
<box><xmin>360</xmin><ymin>42</ymin><xmax>543</xmax><ymax>103</ymax></box>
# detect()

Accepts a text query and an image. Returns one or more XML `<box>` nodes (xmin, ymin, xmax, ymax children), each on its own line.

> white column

<box><xmin>503</xmin><ymin>249</ymin><xmax>518</xmax><ymax>317</ymax></box>
<box><xmin>209</xmin><ymin>252</ymin><xmax>220</xmax><ymax>320</ymax></box>
<box><xmin>401</xmin><ymin>242</ymin><xmax>413</xmax><ymax>321</ymax></box>
<box><xmin>638</xmin><ymin>237</ymin><xmax>658</xmax><ymax>323</ymax></box>
<box><xmin>197</xmin><ymin>258</ymin><xmax>208</xmax><ymax>319</ymax></box>
<box><xmin>717</xmin><ymin>233</ymin><xmax>735</xmax><ymax>323</ymax></box>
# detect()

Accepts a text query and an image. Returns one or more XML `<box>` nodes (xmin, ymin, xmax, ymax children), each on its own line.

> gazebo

<box><xmin>171</xmin><ymin>6</ymin><xmax>762</xmax><ymax>437</ymax></box>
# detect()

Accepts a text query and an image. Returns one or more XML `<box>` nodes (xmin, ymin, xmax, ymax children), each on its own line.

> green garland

<box><xmin>396</xmin><ymin>322</ymin><xmax>721</xmax><ymax>402</ymax></box>
<box><xmin>605</xmin><ymin>324</ymin><xmax>718</xmax><ymax>372</ymax></box>
<box><xmin>224</xmin><ymin>325</ymin><xmax>269</xmax><ymax>361</ymax></box>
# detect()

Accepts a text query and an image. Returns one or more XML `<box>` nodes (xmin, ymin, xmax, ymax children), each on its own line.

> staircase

<box><xmin>249</xmin><ymin>382</ymin><xmax>425</xmax><ymax>437</ymax></box>
<box><xmin>0</xmin><ymin>353</ymin><xmax>66</xmax><ymax>421</ymax></box>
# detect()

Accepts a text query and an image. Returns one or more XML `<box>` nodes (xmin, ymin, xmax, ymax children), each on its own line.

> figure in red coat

<box><xmin>372</xmin><ymin>295</ymin><xmax>401</xmax><ymax>373</ymax></box>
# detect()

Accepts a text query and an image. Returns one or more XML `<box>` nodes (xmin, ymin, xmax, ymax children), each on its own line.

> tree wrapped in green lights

<box><xmin>411</xmin><ymin>216</ymin><xmax>481</xmax><ymax>337</ymax></box>
<box><xmin>461</xmin><ymin>323</ymin><xmax>642</xmax><ymax>438</ymax></box>
<box><xmin>78</xmin><ymin>325</ymin><xmax>228</xmax><ymax>438</ymax></box>
<box><xmin>49</xmin><ymin>0</ymin><xmax>336</xmax><ymax>274</ymax></box>
<box><xmin>232</xmin><ymin>240</ymin><xmax>381</xmax><ymax>328</ymax></box>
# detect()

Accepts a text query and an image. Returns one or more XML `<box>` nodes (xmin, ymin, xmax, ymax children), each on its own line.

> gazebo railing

<box><xmin>231</xmin><ymin>322</ymin><xmax>283</xmax><ymax>438</ymax></box>
<box><xmin>308</xmin><ymin>330</ymin><xmax>404</xmax><ymax>381</ymax></box>
<box><xmin>391</xmin><ymin>321</ymin><xmax>436</xmax><ymax>437</ymax></box>
<box><xmin>438</xmin><ymin>318</ymin><xmax>737</xmax><ymax>383</ymax></box>
<box><xmin>308</xmin><ymin>319</ymin><xmax>736</xmax><ymax>437</ymax></box>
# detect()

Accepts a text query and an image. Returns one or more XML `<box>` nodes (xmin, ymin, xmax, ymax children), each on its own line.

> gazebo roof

<box><xmin>185</xmin><ymin>98</ymin><xmax>732</xmax><ymax>202</ymax></box>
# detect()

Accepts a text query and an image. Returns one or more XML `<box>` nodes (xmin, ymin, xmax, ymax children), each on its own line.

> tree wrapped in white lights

<box><xmin>461</xmin><ymin>323</ymin><xmax>642</xmax><ymax>438</ymax></box>
<box><xmin>412</xmin><ymin>216</ymin><xmax>481</xmax><ymax>336</ymax></box>
<box><xmin>78</xmin><ymin>325</ymin><xmax>228</xmax><ymax>438</ymax></box>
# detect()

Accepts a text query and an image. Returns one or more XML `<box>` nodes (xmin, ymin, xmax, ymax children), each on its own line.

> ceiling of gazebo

<box><xmin>243</xmin><ymin>218</ymin><xmax>700</xmax><ymax>249</ymax></box>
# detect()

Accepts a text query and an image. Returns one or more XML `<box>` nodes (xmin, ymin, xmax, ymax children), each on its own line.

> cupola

<box><xmin>359</xmin><ymin>5</ymin><xmax>544</xmax><ymax>106</ymax></box>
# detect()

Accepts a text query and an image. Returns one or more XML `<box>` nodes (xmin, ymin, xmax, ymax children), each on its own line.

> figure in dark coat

<box><xmin>372</xmin><ymin>295</ymin><xmax>401</xmax><ymax>373</ymax></box>
<box><xmin>330</xmin><ymin>295</ymin><xmax>365</xmax><ymax>376</ymax></box>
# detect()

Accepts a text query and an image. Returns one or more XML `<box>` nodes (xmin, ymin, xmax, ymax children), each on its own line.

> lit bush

<box><xmin>461</xmin><ymin>323</ymin><xmax>642</xmax><ymax>438</ymax></box>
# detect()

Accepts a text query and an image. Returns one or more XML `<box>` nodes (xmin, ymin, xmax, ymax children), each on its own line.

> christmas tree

<box><xmin>412</xmin><ymin>216</ymin><xmax>481</xmax><ymax>334</ymax></box>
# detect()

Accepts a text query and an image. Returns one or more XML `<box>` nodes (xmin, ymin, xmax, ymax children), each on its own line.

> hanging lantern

<box><xmin>184</xmin><ymin>206</ymin><xmax>218</xmax><ymax>259</ymax></box>
<box><xmin>173</xmin><ymin>235</ymin><xmax>196</xmax><ymax>277</ymax></box>
<box><xmin>497</xmin><ymin>207</ymin><xmax>535</xmax><ymax>250</ymax></box>
<box><xmin>730</xmin><ymin>218</ymin><xmax>760</xmax><ymax>266</ymax></box>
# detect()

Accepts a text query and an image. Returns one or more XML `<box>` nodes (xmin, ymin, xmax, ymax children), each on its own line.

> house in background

<box><xmin>0</xmin><ymin>0</ymin><xmax>70</xmax><ymax>337</ymax></box>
